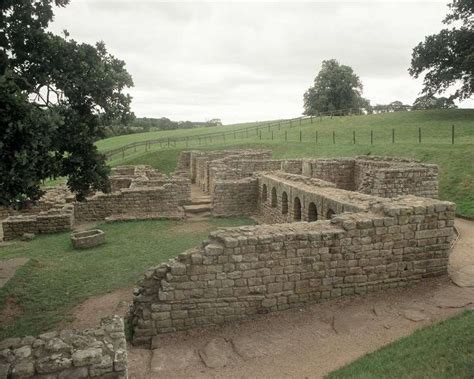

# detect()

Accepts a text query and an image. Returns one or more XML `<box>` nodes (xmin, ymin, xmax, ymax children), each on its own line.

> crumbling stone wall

<box><xmin>129</xmin><ymin>196</ymin><xmax>455</xmax><ymax>345</ymax></box>
<box><xmin>304</xmin><ymin>156</ymin><xmax>438</xmax><ymax>198</ymax></box>
<box><xmin>2</xmin><ymin>205</ymin><xmax>74</xmax><ymax>241</ymax></box>
<box><xmin>212</xmin><ymin>178</ymin><xmax>259</xmax><ymax>217</ymax></box>
<box><xmin>257</xmin><ymin>172</ymin><xmax>367</xmax><ymax>224</ymax></box>
<box><xmin>0</xmin><ymin>316</ymin><xmax>127</xmax><ymax>379</ymax></box>
<box><xmin>74</xmin><ymin>183</ymin><xmax>189</xmax><ymax>223</ymax></box>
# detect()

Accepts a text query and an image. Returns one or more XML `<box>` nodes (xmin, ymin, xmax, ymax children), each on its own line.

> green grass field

<box><xmin>0</xmin><ymin>217</ymin><xmax>253</xmax><ymax>339</ymax></box>
<box><xmin>328</xmin><ymin>310</ymin><xmax>474</xmax><ymax>379</ymax></box>
<box><xmin>102</xmin><ymin>109</ymin><xmax>474</xmax><ymax>217</ymax></box>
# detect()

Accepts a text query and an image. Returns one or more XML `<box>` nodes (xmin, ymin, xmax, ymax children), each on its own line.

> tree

<box><xmin>303</xmin><ymin>59</ymin><xmax>369</xmax><ymax>115</ymax></box>
<box><xmin>412</xmin><ymin>95</ymin><xmax>458</xmax><ymax>110</ymax></box>
<box><xmin>409</xmin><ymin>0</ymin><xmax>473</xmax><ymax>101</ymax></box>
<box><xmin>0</xmin><ymin>0</ymin><xmax>134</xmax><ymax>205</ymax></box>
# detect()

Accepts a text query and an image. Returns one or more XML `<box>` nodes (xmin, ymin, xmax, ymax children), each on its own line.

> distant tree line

<box><xmin>104</xmin><ymin>117</ymin><xmax>222</xmax><ymax>138</ymax></box>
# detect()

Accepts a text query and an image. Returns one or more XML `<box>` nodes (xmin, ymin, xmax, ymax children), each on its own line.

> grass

<box><xmin>104</xmin><ymin>109</ymin><xmax>474</xmax><ymax>218</ymax></box>
<box><xmin>327</xmin><ymin>310</ymin><xmax>474</xmax><ymax>379</ymax></box>
<box><xmin>0</xmin><ymin>217</ymin><xmax>254</xmax><ymax>339</ymax></box>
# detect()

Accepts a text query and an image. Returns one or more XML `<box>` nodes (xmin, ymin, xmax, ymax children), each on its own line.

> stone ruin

<box><xmin>0</xmin><ymin>149</ymin><xmax>455</xmax><ymax>377</ymax></box>
<box><xmin>0</xmin><ymin>165</ymin><xmax>191</xmax><ymax>241</ymax></box>
<box><xmin>128</xmin><ymin>149</ymin><xmax>453</xmax><ymax>345</ymax></box>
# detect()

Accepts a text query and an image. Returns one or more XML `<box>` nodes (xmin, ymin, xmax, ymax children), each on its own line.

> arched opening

<box><xmin>282</xmin><ymin>192</ymin><xmax>288</xmax><ymax>214</ymax></box>
<box><xmin>271</xmin><ymin>187</ymin><xmax>277</xmax><ymax>208</ymax></box>
<box><xmin>293</xmin><ymin>197</ymin><xmax>302</xmax><ymax>221</ymax></box>
<box><xmin>326</xmin><ymin>208</ymin><xmax>336</xmax><ymax>219</ymax></box>
<box><xmin>262</xmin><ymin>184</ymin><xmax>267</xmax><ymax>202</ymax></box>
<box><xmin>308</xmin><ymin>202</ymin><xmax>318</xmax><ymax>222</ymax></box>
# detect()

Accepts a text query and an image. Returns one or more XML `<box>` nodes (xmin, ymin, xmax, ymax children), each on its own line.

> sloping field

<box><xmin>100</xmin><ymin>109</ymin><xmax>474</xmax><ymax>217</ymax></box>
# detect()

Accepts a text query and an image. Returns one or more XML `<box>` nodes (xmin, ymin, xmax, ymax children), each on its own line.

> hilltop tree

<box><xmin>409</xmin><ymin>0</ymin><xmax>473</xmax><ymax>100</ymax></box>
<box><xmin>303</xmin><ymin>59</ymin><xmax>370</xmax><ymax>115</ymax></box>
<box><xmin>0</xmin><ymin>0</ymin><xmax>134</xmax><ymax>205</ymax></box>
<box><xmin>412</xmin><ymin>95</ymin><xmax>458</xmax><ymax>110</ymax></box>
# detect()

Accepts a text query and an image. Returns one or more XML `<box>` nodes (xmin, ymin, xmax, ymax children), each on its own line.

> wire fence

<box><xmin>104</xmin><ymin>108</ymin><xmax>462</xmax><ymax>160</ymax></box>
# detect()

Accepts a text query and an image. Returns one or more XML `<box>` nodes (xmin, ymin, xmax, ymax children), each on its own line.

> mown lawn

<box><xmin>327</xmin><ymin>310</ymin><xmax>474</xmax><ymax>379</ymax></box>
<box><xmin>0</xmin><ymin>217</ymin><xmax>253</xmax><ymax>339</ymax></box>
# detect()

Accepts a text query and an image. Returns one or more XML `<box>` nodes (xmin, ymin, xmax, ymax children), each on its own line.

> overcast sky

<box><xmin>49</xmin><ymin>0</ymin><xmax>473</xmax><ymax>124</ymax></box>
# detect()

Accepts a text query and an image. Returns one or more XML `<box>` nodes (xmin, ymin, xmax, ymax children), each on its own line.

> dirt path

<box><xmin>67</xmin><ymin>218</ymin><xmax>474</xmax><ymax>378</ymax></box>
<box><xmin>449</xmin><ymin>218</ymin><xmax>474</xmax><ymax>287</ymax></box>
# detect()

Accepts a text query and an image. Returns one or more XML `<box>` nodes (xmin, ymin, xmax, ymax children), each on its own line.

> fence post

<box><xmin>353</xmin><ymin>131</ymin><xmax>356</xmax><ymax>144</ymax></box>
<box><xmin>419</xmin><ymin>128</ymin><xmax>421</xmax><ymax>144</ymax></box>
<box><xmin>452</xmin><ymin>125</ymin><xmax>455</xmax><ymax>144</ymax></box>
<box><xmin>315</xmin><ymin>130</ymin><xmax>318</xmax><ymax>144</ymax></box>
<box><xmin>167</xmin><ymin>138</ymin><xmax>170</xmax><ymax>147</ymax></box>
<box><xmin>299</xmin><ymin>130</ymin><xmax>302</xmax><ymax>142</ymax></box>
<box><xmin>285</xmin><ymin>131</ymin><xmax>288</xmax><ymax>141</ymax></box>
<box><xmin>134</xmin><ymin>145</ymin><xmax>137</xmax><ymax>153</ymax></box>
<box><xmin>278</xmin><ymin>121</ymin><xmax>281</xmax><ymax>130</ymax></box>
<box><xmin>122</xmin><ymin>148</ymin><xmax>125</xmax><ymax>159</ymax></box>
<box><xmin>223</xmin><ymin>133</ymin><xmax>225</xmax><ymax>142</ymax></box>
<box><xmin>259</xmin><ymin>131</ymin><xmax>262</xmax><ymax>140</ymax></box>
<box><xmin>392</xmin><ymin>129</ymin><xmax>395</xmax><ymax>144</ymax></box>
<box><xmin>333</xmin><ymin>131</ymin><xmax>335</xmax><ymax>144</ymax></box>
<box><xmin>271</xmin><ymin>131</ymin><xmax>274</xmax><ymax>140</ymax></box>
<box><xmin>371</xmin><ymin>130</ymin><xmax>373</xmax><ymax>145</ymax></box>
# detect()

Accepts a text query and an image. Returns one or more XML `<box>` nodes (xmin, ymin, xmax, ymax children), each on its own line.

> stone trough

<box><xmin>71</xmin><ymin>229</ymin><xmax>106</xmax><ymax>249</ymax></box>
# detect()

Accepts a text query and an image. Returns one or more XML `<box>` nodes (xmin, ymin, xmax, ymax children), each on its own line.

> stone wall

<box><xmin>129</xmin><ymin>195</ymin><xmax>455</xmax><ymax>345</ymax></box>
<box><xmin>2</xmin><ymin>205</ymin><xmax>74</xmax><ymax>241</ymax></box>
<box><xmin>212</xmin><ymin>178</ymin><xmax>259</xmax><ymax>217</ymax></box>
<box><xmin>0</xmin><ymin>316</ymin><xmax>127</xmax><ymax>379</ymax></box>
<box><xmin>303</xmin><ymin>156</ymin><xmax>438</xmax><ymax>198</ymax></box>
<box><xmin>257</xmin><ymin>172</ymin><xmax>367</xmax><ymax>224</ymax></box>
<box><xmin>74</xmin><ymin>183</ymin><xmax>190</xmax><ymax>223</ymax></box>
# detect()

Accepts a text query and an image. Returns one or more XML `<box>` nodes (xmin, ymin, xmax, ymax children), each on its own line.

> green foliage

<box><xmin>0</xmin><ymin>217</ymin><xmax>254</xmax><ymax>338</ymax></box>
<box><xmin>0</xmin><ymin>74</ymin><xmax>60</xmax><ymax>206</ymax></box>
<box><xmin>413</xmin><ymin>95</ymin><xmax>458</xmax><ymax>110</ymax></box>
<box><xmin>303</xmin><ymin>59</ymin><xmax>369</xmax><ymax>115</ymax></box>
<box><xmin>327</xmin><ymin>310</ymin><xmax>474</xmax><ymax>379</ymax></box>
<box><xmin>0</xmin><ymin>0</ymin><xmax>134</xmax><ymax>204</ymax></box>
<box><xmin>409</xmin><ymin>0</ymin><xmax>473</xmax><ymax>100</ymax></box>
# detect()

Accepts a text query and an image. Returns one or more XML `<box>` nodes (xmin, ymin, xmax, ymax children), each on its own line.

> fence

<box><xmin>104</xmin><ymin>109</ymin><xmax>461</xmax><ymax>160</ymax></box>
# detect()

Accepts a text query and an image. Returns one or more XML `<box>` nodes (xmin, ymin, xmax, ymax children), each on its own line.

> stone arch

<box><xmin>271</xmin><ymin>187</ymin><xmax>277</xmax><ymax>208</ymax></box>
<box><xmin>262</xmin><ymin>184</ymin><xmax>267</xmax><ymax>202</ymax></box>
<box><xmin>282</xmin><ymin>192</ymin><xmax>288</xmax><ymax>214</ymax></box>
<box><xmin>308</xmin><ymin>202</ymin><xmax>318</xmax><ymax>222</ymax></box>
<box><xmin>326</xmin><ymin>208</ymin><xmax>336</xmax><ymax>219</ymax></box>
<box><xmin>293</xmin><ymin>197</ymin><xmax>302</xmax><ymax>221</ymax></box>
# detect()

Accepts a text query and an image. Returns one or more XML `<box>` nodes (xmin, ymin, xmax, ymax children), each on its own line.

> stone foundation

<box><xmin>129</xmin><ymin>195</ymin><xmax>455</xmax><ymax>345</ymax></box>
<box><xmin>0</xmin><ymin>316</ymin><xmax>127</xmax><ymax>379</ymax></box>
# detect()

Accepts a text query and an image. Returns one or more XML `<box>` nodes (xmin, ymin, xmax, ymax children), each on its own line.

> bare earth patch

<box><xmin>0</xmin><ymin>296</ymin><xmax>23</xmax><ymax>324</ymax></box>
<box><xmin>0</xmin><ymin>257</ymin><xmax>29</xmax><ymax>289</ymax></box>
<box><xmin>68</xmin><ymin>287</ymin><xmax>133</xmax><ymax>330</ymax></box>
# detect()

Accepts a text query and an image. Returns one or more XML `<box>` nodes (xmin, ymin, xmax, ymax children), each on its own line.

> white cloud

<box><xmin>49</xmin><ymin>1</ymin><xmax>473</xmax><ymax>123</ymax></box>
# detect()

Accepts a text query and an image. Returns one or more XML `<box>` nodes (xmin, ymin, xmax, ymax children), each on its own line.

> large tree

<box><xmin>412</xmin><ymin>95</ymin><xmax>458</xmax><ymax>110</ymax></box>
<box><xmin>409</xmin><ymin>0</ymin><xmax>473</xmax><ymax>101</ymax></box>
<box><xmin>0</xmin><ymin>0</ymin><xmax>134</xmax><ymax>205</ymax></box>
<box><xmin>303</xmin><ymin>59</ymin><xmax>370</xmax><ymax>115</ymax></box>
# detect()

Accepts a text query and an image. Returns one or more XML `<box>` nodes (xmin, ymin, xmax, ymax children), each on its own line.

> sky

<box><xmin>49</xmin><ymin>0</ymin><xmax>473</xmax><ymax>124</ymax></box>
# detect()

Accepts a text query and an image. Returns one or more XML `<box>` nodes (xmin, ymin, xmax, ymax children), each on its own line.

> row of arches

<box><xmin>261</xmin><ymin>184</ymin><xmax>336</xmax><ymax>222</ymax></box>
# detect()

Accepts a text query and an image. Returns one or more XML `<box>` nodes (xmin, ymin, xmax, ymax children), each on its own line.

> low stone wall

<box><xmin>303</xmin><ymin>156</ymin><xmax>439</xmax><ymax>198</ymax></box>
<box><xmin>129</xmin><ymin>196</ymin><xmax>455</xmax><ymax>345</ymax></box>
<box><xmin>212</xmin><ymin>178</ymin><xmax>259</xmax><ymax>217</ymax></box>
<box><xmin>74</xmin><ymin>182</ymin><xmax>190</xmax><ymax>223</ymax></box>
<box><xmin>0</xmin><ymin>316</ymin><xmax>127</xmax><ymax>378</ymax></box>
<box><xmin>2</xmin><ymin>205</ymin><xmax>74</xmax><ymax>241</ymax></box>
<box><xmin>303</xmin><ymin>159</ymin><xmax>355</xmax><ymax>190</ymax></box>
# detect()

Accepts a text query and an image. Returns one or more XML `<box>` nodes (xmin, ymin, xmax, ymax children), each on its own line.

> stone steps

<box><xmin>191</xmin><ymin>197</ymin><xmax>212</xmax><ymax>205</ymax></box>
<box><xmin>183</xmin><ymin>204</ymin><xmax>212</xmax><ymax>214</ymax></box>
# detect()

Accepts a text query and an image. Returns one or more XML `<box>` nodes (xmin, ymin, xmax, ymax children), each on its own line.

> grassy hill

<box><xmin>99</xmin><ymin>109</ymin><xmax>474</xmax><ymax>217</ymax></box>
